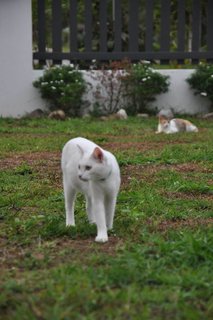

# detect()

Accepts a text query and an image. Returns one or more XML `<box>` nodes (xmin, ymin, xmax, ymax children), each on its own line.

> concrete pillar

<box><xmin>0</xmin><ymin>0</ymin><xmax>44</xmax><ymax>117</ymax></box>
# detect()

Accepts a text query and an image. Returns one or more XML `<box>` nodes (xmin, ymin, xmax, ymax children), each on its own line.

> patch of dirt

<box><xmin>170</xmin><ymin>163</ymin><xmax>212</xmax><ymax>174</ymax></box>
<box><xmin>102</xmin><ymin>138</ymin><xmax>195</xmax><ymax>153</ymax></box>
<box><xmin>120</xmin><ymin>164</ymin><xmax>158</xmax><ymax>188</ymax></box>
<box><xmin>0</xmin><ymin>236</ymin><xmax>123</xmax><ymax>273</ymax></box>
<box><xmin>121</xmin><ymin>162</ymin><xmax>212</xmax><ymax>188</ymax></box>
<box><xmin>0</xmin><ymin>151</ymin><xmax>62</xmax><ymax>187</ymax></box>
<box><xmin>164</xmin><ymin>191</ymin><xmax>213</xmax><ymax>201</ymax></box>
<box><xmin>151</xmin><ymin>217</ymin><xmax>213</xmax><ymax>232</ymax></box>
<box><xmin>103</xmin><ymin>141</ymin><xmax>163</xmax><ymax>153</ymax></box>
<box><xmin>0</xmin><ymin>151</ymin><xmax>60</xmax><ymax>170</ymax></box>
<box><xmin>50</xmin><ymin>236</ymin><xmax>123</xmax><ymax>256</ymax></box>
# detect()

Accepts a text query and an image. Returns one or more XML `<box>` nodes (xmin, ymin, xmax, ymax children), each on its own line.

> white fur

<box><xmin>184</xmin><ymin>123</ymin><xmax>199</xmax><ymax>132</ymax></box>
<box><xmin>61</xmin><ymin>137</ymin><xmax>120</xmax><ymax>243</ymax></box>
<box><xmin>157</xmin><ymin>120</ymin><xmax>179</xmax><ymax>134</ymax></box>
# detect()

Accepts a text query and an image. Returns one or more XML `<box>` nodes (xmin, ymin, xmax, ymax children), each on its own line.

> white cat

<box><xmin>156</xmin><ymin>116</ymin><xmax>198</xmax><ymax>134</ymax></box>
<box><xmin>61</xmin><ymin>137</ymin><xmax>120</xmax><ymax>243</ymax></box>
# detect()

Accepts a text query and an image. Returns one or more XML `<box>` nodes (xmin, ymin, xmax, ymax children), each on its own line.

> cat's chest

<box><xmin>77</xmin><ymin>178</ymin><xmax>109</xmax><ymax>194</ymax></box>
<box><xmin>166</xmin><ymin>121</ymin><xmax>178</xmax><ymax>132</ymax></box>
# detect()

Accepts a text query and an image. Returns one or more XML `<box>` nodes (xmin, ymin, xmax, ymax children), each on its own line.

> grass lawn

<box><xmin>0</xmin><ymin>116</ymin><xmax>213</xmax><ymax>320</ymax></box>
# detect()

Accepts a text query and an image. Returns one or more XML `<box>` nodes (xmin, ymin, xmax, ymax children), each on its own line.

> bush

<box><xmin>121</xmin><ymin>63</ymin><xmax>170</xmax><ymax>115</ymax></box>
<box><xmin>33</xmin><ymin>65</ymin><xmax>86</xmax><ymax>116</ymax></box>
<box><xmin>186</xmin><ymin>64</ymin><xmax>213</xmax><ymax>109</ymax></box>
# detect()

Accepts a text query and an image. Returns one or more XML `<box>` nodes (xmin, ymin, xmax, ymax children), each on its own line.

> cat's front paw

<box><xmin>66</xmin><ymin>221</ymin><xmax>75</xmax><ymax>227</ymax></box>
<box><xmin>95</xmin><ymin>235</ymin><xmax>108</xmax><ymax>243</ymax></box>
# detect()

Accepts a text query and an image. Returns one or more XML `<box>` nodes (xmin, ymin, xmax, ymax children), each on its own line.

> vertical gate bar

<box><xmin>191</xmin><ymin>0</ymin><xmax>200</xmax><ymax>64</ymax></box>
<box><xmin>70</xmin><ymin>0</ymin><xmax>78</xmax><ymax>54</ymax></box>
<box><xmin>177</xmin><ymin>0</ymin><xmax>185</xmax><ymax>64</ymax></box>
<box><xmin>52</xmin><ymin>0</ymin><xmax>62</xmax><ymax>64</ymax></box>
<box><xmin>114</xmin><ymin>0</ymin><xmax>122</xmax><ymax>52</ymax></box>
<box><xmin>85</xmin><ymin>0</ymin><xmax>92</xmax><ymax>52</ymax></box>
<box><xmin>100</xmin><ymin>0</ymin><xmax>108</xmax><ymax>52</ymax></box>
<box><xmin>207</xmin><ymin>0</ymin><xmax>213</xmax><ymax>62</ymax></box>
<box><xmin>160</xmin><ymin>0</ymin><xmax>170</xmax><ymax>64</ymax></box>
<box><xmin>128</xmin><ymin>0</ymin><xmax>139</xmax><ymax>52</ymax></box>
<box><xmin>37</xmin><ymin>0</ymin><xmax>46</xmax><ymax>65</ymax></box>
<box><xmin>145</xmin><ymin>0</ymin><xmax>154</xmax><ymax>52</ymax></box>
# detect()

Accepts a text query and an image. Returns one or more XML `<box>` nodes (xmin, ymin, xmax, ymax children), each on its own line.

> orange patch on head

<box><xmin>159</xmin><ymin>115</ymin><xmax>168</xmax><ymax>121</ymax></box>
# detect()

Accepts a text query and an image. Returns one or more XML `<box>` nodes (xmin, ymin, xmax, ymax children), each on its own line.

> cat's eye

<box><xmin>78</xmin><ymin>165</ymin><xmax>80</xmax><ymax>169</ymax></box>
<box><xmin>85</xmin><ymin>165</ymin><xmax>92</xmax><ymax>171</ymax></box>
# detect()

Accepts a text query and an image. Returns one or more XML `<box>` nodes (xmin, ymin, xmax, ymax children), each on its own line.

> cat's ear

<box><xmin>77</xmin><ymin>144</ymin><xmax>84</xmax><ymax>157</ymax></box>
<box><xmin>93</xmin><ymin>147</ymin><xmax>104</xmax><ymax>162</ymax></box>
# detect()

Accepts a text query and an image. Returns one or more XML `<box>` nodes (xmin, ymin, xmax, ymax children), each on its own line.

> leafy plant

<box><xmin>121</xmin><ymin>62</ymin><xmax>170</xmax><ymax>115</ymax></box>
<box><xmin>186</xmin><ymin>64</ymin><xmax>213</xmax><ymax>110</ymax></box>
<box><xmin>33</xmin><ymin>65</ymin><xmax>86</xmax><ymax>116</ymax></box>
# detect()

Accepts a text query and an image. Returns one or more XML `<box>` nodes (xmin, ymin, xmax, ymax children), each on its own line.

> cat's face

<box><xmin>159</xmin><ymin>116</ymin><xmax>170</xmax><ymax>128</ymax></box>
<box><xmin>78</xmin><ymin>147</ymin><xmax>110</xmax><ymax>182</ymax></box>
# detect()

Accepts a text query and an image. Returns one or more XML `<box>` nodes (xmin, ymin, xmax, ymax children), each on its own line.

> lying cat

<box><xmin>61</xmin><ymin>137</ymin><xmax>120</xmax><ymax>243</ymax></box>
<box><xmin>156</xmin><ymin>116</ymin><xmax>198</xmax><ymax>134</ymax></box>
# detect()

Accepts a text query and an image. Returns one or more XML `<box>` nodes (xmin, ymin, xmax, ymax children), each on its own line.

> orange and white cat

<box><xmin>156</xmin><ymin>116</ymin><xmax>198</xmax><ymax>134</ymax></box>
<box><xmin>61</xmin><ymin>137</ymin><xmax>120</xmax><ymax>243</ymax></box>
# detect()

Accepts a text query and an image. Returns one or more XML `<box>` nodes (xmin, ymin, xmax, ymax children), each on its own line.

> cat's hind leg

<box><xmin>94</xmin><ymin>205</ymin><xmax>108</xmax><ymax>243</ymax></box>
<box><xmin>92</xmin><ymin>200</ymin><xmax>108</xmax><ymax>243</ymax></box>
<box><xmin>105</xmin><ymin>195</ymin><xmax>117</xmax><ymax>230</ymax></box>
<box><xmin>90</xmin><ymin>185</ymin><xmax>108</xmax><ymax>242</ymax></box>
<box><xmin>63</xmin><ymin>177</ymin><xmax>76</xmax><ymax>226</ymax></box>
<box><xmin>85</xmin><ymin>195</ymin><xmax>95</xmax><ymax>224</ymax></box>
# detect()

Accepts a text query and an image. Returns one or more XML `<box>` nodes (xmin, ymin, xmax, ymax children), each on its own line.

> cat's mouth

<box><xmin>79</xmin><ymin>176</ymin><xmax>89</xmax><ymax>182</ymax></box>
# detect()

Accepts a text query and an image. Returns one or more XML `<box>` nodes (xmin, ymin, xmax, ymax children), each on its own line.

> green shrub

<box><xmin>186</xmin><ymin>64</ymin><xmax>213</xmax><ymax>110</ymax></box>
<box><xmin>33</xmin><ymin>65</ymin><xmax>86</xmax><ymax>116</ymax></box>
<box><xmin>121</xmin><ymin>63</ymin><xmax>170</xmax><ymax>115</ymax></box>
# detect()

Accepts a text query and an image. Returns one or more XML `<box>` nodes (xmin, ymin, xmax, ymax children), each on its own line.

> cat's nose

<box><xmin>78</xmin><ymin>174</ymin><xmax>82</xmax><ymax>179</ymax></box>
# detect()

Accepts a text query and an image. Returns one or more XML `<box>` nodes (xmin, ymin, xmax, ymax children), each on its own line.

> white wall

<box><xmin>33</xmin><ymin>69</ymin><xmax>211</xmax><ymax>116</ymax></box>
<box><xmin>148</xmin><ymin>69</ymin><xmax>211</xmax><ymax>115</ymax></box>
<box><xmin>2</xmin><ymin>66</ymin><xmax>212</xmax><ymax>118</ymax></box>
<box><xmin>0</xmin><ymin>1</ymin><xmax>211</xmax><ymax>117</ymax></box>
<box><xmin>0</xmin><ymin>0</ymin><xmax>46</xmax><ymax>118</ymax></box>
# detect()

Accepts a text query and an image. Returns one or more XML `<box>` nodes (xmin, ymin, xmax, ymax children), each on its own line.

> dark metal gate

<box><xmin>33</xmin><ymin>0</ymin><xmax>213</xmax><ymax>66</ymax></box>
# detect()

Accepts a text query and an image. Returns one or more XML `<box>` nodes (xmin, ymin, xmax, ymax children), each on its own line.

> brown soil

<box><xmin>0</xmin><ymin>151</ymin><xmax>60</xmax><ymax>171</ymax></box>
<box><xmin>164</xmin><ymin>191</ymin><xmax>213</xmax><ymax>201</ymax></box>
<box><xmin>103</xmin><ymin>141</ymin><xmax>163</xmax><ymax>152</ymax></box>
<box><xmin>0</xmin><ymin>236</ymin><xmax>124</xmax><ymax>273</ymax></box>
<box><xmin>147</xmin><ymin>217</ymin><xmax>213</xmax><ymax>232</ymax></box>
